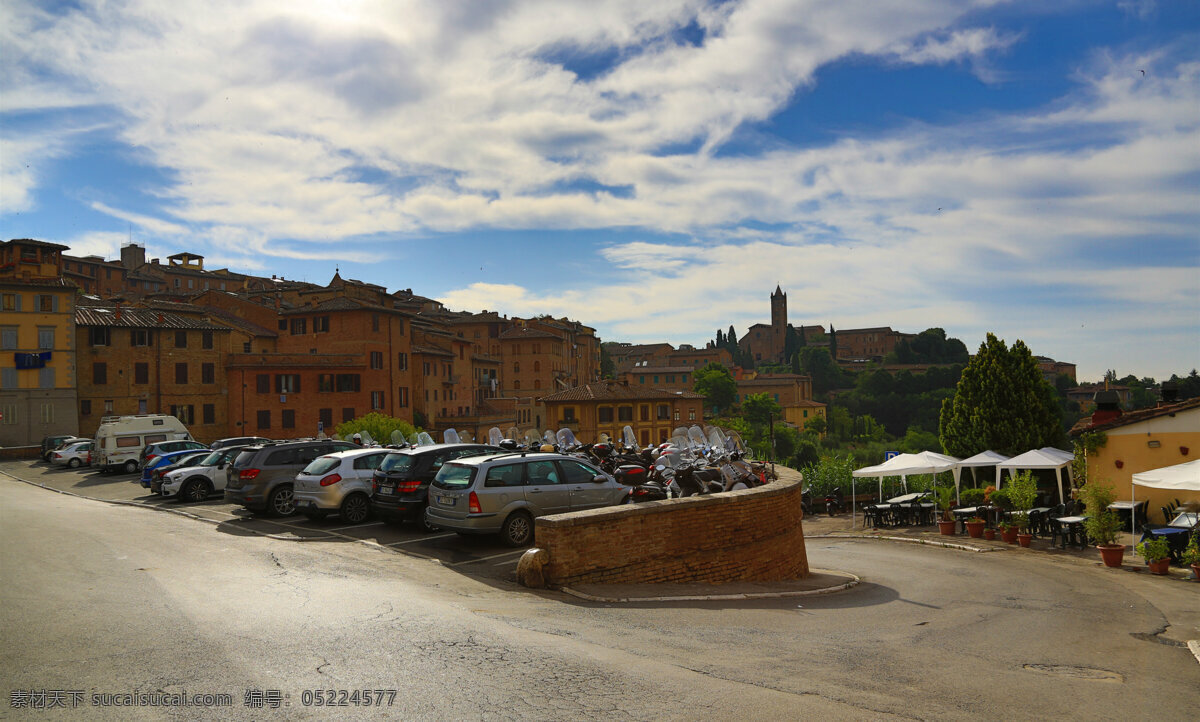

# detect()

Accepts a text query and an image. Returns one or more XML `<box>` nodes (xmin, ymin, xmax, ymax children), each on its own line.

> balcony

<box><xmin>441</xmin><ymin>374</ymin><xmax>459</xmax><ymax>385</ymax></box>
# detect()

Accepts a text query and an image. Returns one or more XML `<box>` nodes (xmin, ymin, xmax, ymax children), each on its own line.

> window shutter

<box><xmin>52</xmin><ymin>296</ymin><xmax>59</xmax><ymax>312</ymax></box>
<box><xmin>15</xmin><ymin>295</ymin><xmax>21</xmax><ymax>311</ymax></box>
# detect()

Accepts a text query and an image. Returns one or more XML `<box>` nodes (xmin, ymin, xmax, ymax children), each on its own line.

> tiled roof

<box><xmin>838</xmin><ymin>326</ymin><xmax>896</xmax><ymax>335</ymax></box>
<box><xmin>202</xmin><ymin>307</ymin><xmax>277</xmax><ymax>338</ymax></box>
<box><xmin>472</xmin><ymin>353</ymin><xmax>502</xmax><ymax>363</ymax></box>
<box><xmin>539</xmin><ymin>382</ymin><xmax>705</xmax><ymax>403</ymax></box>
<box><xmin>0</xmin><ymin>276</ymin><xmax>76</xmax><ymax>289</ymax></box>
<box><xmin>622</xmin><ymin>365</ymin><xmax>696</xmax><ymax>373</ymax></box>
<box><xmin>499</xmin><ymin>327</ymin><xmax>559</xmax><ymax>340</ymax></box>
<box><xmin>1069</xmin><ymin>396</ymin><xmax>1200</xmax><ymax>436</ymax></box>
<box><xmin>76</xmin><ymin>306</ymin><xmax>231</xmax><ymax>330</ymax></box>
<box><xmin>3</xmin><ymin>238</ymin><xmax>70</xmax><ymax>251</ymax></box>
<box><xmin>787</xmin><ymin>399</ymin><xmax>827</xmax><ymax>408</ymax></box>
<box><xmin>412</xmin><ymin>344</ymin><xmax>454</xmax><ymax>357</ymax></box>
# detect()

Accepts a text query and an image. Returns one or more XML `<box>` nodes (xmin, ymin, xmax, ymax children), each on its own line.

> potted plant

<box><xmin>1081</xmin><ymin>482</ymin><xmax>1125</xmax><ymax>568</ymax></box>
<box><xmin>1182</xmin><ymin>537</ymin><xmax>1200</xmax><ymax>580</ymax></box>
<box><xmin>990</xmin><ymin>488</ymin><xmax>1016</xmax><ymax>542</ymax></box>
<box><xmin>935</xmin><ymin>486</ymin><xmax>957</xmax><ymax>535</ymax></box>
<box><xmin>965</xmin><ymin>517</ymin><xmax>986</xmax><ymax>538</ymax></box>
<box><xmin>983</xmin><ymin>525</ymin><xmax>996</xmax><ymax>541</ymax></box>
<box><xmin>1008</xmin><ymin>471</ymin><xmax>1039</xmax><ymax>549</ymax></box>
<box><xmin>995</xmin><ymin>521</ymin><xmax>1017</xmax><ymax>544</ymax></box>
<box><xmin>1135</xmin><ymin>536</ymin><xmax>1172</xmax><ymax>575</ymax></box>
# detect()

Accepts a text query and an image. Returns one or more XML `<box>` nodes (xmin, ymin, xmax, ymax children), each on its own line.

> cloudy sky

<box><xmin>2</xmin><ymin>0</ymin><xmax>1197</xmax><ymax>381</ymax></box>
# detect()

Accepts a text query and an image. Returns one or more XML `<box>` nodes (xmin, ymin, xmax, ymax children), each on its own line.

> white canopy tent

<box><xmin>997</xmin><ymin>449</ymin><xmax>1074</xmax><ymax>505</ymax></box>
<box><xmin>851</xmin><ymin>452</ymin><xmax>963</xmax><ymax>526</ymax></box>
<box><xmin>1130</xmin><ymin>459</ymin><xmax>1200</xmax><ymax>559</ymax></box>
<box><xmin>958</xmin><ymin>450</ymin><xmax>1011</xmax><ymax>488</ymax></box>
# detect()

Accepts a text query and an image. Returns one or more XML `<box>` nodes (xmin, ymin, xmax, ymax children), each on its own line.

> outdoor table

<box><xmin>1143</xmin><ymin>527</ymin><xmax>1190</xmax><ymax>562</ymax></box>
<box><xmin>1167</xmin><ymin>511</ymin><xmax>1198</xmax><ymax>528</ymax></box>
<box><xmin>1108</xmin><ymin>500</ymin><xmax>1148</xmax><ymax>530</ymax></box>
<box><xmin>1054</xmin><ymin>515</ymin><xmax>1088</xmax><ymax>550</ymax></box>
<box><xmin>886</xmin><ymin>492</ymin><xmax>929</xmax><ymax>504</ymax></box>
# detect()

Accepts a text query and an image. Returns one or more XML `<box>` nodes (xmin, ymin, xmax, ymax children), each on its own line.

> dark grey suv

<box><xmin>225</xmin><ymin>439</ymin><xmax>357</xmax><ymax>516</ymax></box>
<box><xmin>371</xmin><ymin>443</ymin><xmax>499</xmax><ymax>531</ymax></box>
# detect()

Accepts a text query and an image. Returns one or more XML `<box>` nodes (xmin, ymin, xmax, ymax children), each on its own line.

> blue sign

<box><xmin>884</xmin><ymin>450</ymin><xmax>900</xmax><ymax>460</ymax></box>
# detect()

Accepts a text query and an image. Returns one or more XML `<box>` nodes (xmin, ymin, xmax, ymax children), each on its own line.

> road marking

<box><xmin>449</xmin><ymin>550</ymin><xmax>525</xmax><ymax>567</ymax></box>
<box><xmin>328</xmin><ymin>521</ymin><xmax>385</xmax><ymax>532</ymax></box>
<box><xmin>386</xmin><ymin>533</ymin><xmax>454</xmax><ymax>546</ymax></box>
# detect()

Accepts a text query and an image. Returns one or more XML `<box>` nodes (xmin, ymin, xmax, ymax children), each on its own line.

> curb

<box><xmin>809</xmin><ymin>533</ymin><xmax>1000</xmax><ymax>553</ymax></box>
<box><xmin>557</xmin><ymin>569</ymin><xmax>861</xmax><ymax>603</ymax></box>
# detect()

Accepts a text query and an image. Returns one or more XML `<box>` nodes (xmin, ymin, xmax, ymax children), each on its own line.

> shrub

<box><xmin>989</xmin><ymin>487</ymin><xmax>1013</xmax><ymax>510</ymax></box>
<box><xmin>1080</xmin><ymin>482</ymin><xmax>1122</xmax><ymax>546</ymax></box>
<box><xmin>960</xmin><ymin>488</ymin><xmax>986</xmax><ymax>506</ymax></box>
<box><xmin>1135</xmin><ymin>536</ymin><xmax>1170</xmax><ymax>562</ymax></box>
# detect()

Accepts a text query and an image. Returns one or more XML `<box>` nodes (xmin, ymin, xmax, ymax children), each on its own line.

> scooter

<box><xmin>824</xmin><ymin>487</ymin><xmax>844</xmax><ymax>516</ymax></box>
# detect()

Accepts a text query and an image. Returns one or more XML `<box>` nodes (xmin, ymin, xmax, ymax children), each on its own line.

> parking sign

<box><xmin>884</xmin><ymin>450</ymin><xmax>900</xmax><ymax>460</ymax></box>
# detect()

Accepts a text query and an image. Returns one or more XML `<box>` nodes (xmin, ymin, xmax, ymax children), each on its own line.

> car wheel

<box><xmin>182</xmin><ymin>478</ymin><xmax>211</xmax><ymax>503</ymax></box>
<box><xmin>340</xmin><ymin>493</ymin><xmax>371</xmax><ymax>524</ymax></box>
<box><xmin>68</xmin><ymin>458</ymin><xmax>81</xmax><ymax>468</ymax></box>
<box><xmin>500</xmin><ymin>511</ymin><xmax>534</xmax><ymax>547</ymax></box>
<box><xmin>414</xmin><ymin>502</ymin><xmax>439</xmax><ymax>533</ymax></box>
<box><xmin>267</xmin><ymin>485</ymin><xmax>296</xmax><ymax>517</ymax></box>
<box><xmin>123</xmin><ymin>460</ymin><xmax>138</xmax><ymax>474</ymax></box>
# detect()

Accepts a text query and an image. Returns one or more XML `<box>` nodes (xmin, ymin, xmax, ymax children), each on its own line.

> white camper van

<box><xmin>93</xmin><ymin>415</ymin><xmax>193</xmax><ymax>473</ymax></box>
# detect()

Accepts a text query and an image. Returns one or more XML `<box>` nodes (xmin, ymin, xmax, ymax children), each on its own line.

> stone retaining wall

<box><xmin>528</xmin><ymin>467</ymin><xmax>808</xmax><ymax>587</ymax></box>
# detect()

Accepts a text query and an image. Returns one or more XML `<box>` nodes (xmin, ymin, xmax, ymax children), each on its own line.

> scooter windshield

<box><xmin>415</xmin><ymin>431</ymin><xmax>435</xmax><ymax>447</ymax></box>
<box><xmin>488</xmin><ymin>427</ymin><xmax>504</xmax><ymax>446</ymax></box>
<box><xmin>622</xmin><ymin>426</ymin><xmax>638</xmax><ymax>448</ymax></box>
<box><xmin>525</xmin><ymin>430</ymin><xmax>543</xmax><ymax>448</ymax></box>
<box><xmin>443</xmin><ymin>429</ymin><xmax>461</xmax><ymax>444</ymax></box>
<box><xmin>556</xmin><ymin>428</ymin><xmax>579</xmax><ymax>449</ymax></box>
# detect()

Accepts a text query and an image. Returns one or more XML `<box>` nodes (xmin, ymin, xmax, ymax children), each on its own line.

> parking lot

<box><xmin>0</xmin><ymin>458</ymin><xmax>529</xmax><ymax>582</ymax></box>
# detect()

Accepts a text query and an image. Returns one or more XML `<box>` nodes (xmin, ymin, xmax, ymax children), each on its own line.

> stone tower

<box><xmin>771</xmin><ymin>285</ymin><xmax>787</xmax><ymax>361</ymax></box>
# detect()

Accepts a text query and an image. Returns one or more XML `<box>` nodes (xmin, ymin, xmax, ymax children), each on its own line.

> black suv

<box><xmin>371</xmin><ymin>443</ymin><xmax>499</xmax><ymax>531</ymax></box>
<box><xmin>225</xmin><ymin>439</ymin><xmax>357</xmax><ymax>516</ymax></box>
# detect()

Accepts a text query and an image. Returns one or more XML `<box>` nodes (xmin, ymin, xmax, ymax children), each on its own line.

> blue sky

<box><xmin>2</xmin><ymin>0</ymin><xmax>1197</xmax><ymax>381</ymax></box>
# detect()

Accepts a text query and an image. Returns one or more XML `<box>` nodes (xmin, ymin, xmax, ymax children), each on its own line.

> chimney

<box><xmin>1090</xmin><ymin>390</ymin><xmax>1123</xmax><ymax>426</ymax></box>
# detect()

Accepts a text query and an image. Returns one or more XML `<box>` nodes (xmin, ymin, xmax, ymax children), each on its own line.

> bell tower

<box><xmin>771</xmin><ymin>285</ymin><xmax>787</xmax><ymax>361</ymax></box>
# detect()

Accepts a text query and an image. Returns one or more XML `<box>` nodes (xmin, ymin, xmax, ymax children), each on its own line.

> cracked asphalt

<box><xmin>2</xmin><ymin>461</ymin><xmax>1198</xmax><ymax>720</ymax></box>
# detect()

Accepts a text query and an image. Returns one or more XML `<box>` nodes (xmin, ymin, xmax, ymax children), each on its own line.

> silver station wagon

<box><xmin>424</xmin><ymin>452</ymin><xmax>627</xmax><ymax>546</ymax></box>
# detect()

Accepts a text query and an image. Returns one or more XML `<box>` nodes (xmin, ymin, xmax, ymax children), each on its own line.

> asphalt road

<box><xmin>2</xmin><ymin>461</ymin><xmax>1198</xmax><ymax>720</ymax></box>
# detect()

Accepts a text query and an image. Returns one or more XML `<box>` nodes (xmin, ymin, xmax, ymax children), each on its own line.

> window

<box><xmin>202</xmin><ymin>330</ymin><xmax>213</xmax><ymax>349</ymax></box>
<box><xmin>243</xmin><ymin>342</ymin><xmax>251</xmax><ymax>353</ymax></box>
<box><xmin>397</xmin><ymin>352</ymin><xmax>408</xmax><ymax>370</ymax></box>
<box><xmin>81</xmin><ymin>400</ymin><xmax>92</xmax><ymax>416</ymax></box>
<box><xmin>533</xmin><ymin>361</ymin><xmax>540</xmax><ymax>372</ymax></box>
<box><xmin>175</xmin><ymin>330</ymin><xmax>188</xmax><ymax>348</ymax></box>
<box><xmin>90</xmin><ymin>327</ymin><xmax>110</xmax><ymax>346</ymax></box>
<box><xmin>276</xmin><ymin>374</ymin><xmax>301</xmax><ymax>393</ymax></box>
<box><xmin>335</xmin><ymin>374</ymin><xmax>360</xmax><ymax>392</ymax></box>
<box><xmin>39</xmin><ymin>367</ymin><xmax>54</xmax><ymax>389</ymax></box>
<box><xmin>314</xmin><ymin>316</ymin><xmax>330</xmax><ymax>333</ymax></box>
<box><xmin>397</xmin><ymin>387</ymin><xmax>409</xmax><ymax>408</ymax></box>
<box><xmin>38</xmin><ymin>294</ymin><xmax>55</xmax><ymax>312</ymax></box>
<box><xmin>202</xmin><ymin>363</ymin><xmax>215</xmax><ymax>384</ymax></box>
<box><xmin>526</xmin><ymin>460</ymin><xmax>560</xmax><ymax>485</ymax></box>
<box><xmin>372</xmin><ymin>314</ymin><xmax>380</xmax><ymax>332</ymax></box>
<box><xmin>187</xmin><ymin>278</ymin><xmax>194</xmax><ymax>289</ymax></box>
<box><xmin>371</xmin><ymin>391</ymin><xmax>384</xmax><ymax>409</ymax></box>
<box><xmin>1</xmin><ymin>293</ymin><xmax>18</xmax><ymax>311</ymax></box>
<box><xmin>513</xmin><ymin>381</ymin><xmax>520</xmax><ymax>390</ymax></box>
<box><xmin>170</xmin><ymin>405</ymin><xmax>195</xmax><ymax>424</ymax></box>
<box><xmin>290</xmin><ymin>318</ymin><xmax>307</xmax><ymax>335</ymax></box>
<box><xmin>175</xmin><ymin>363</ymin><xmax>188</xmax><ymax>384</ymax></box>
<box><xmin>256</xmin><ymin>374</ymin><xmax>270</xmax><ymax>393</ymax></box>
<box><xmin>317</xmin><ymin>374</ymin><xmax>333</xmax><ymax>392</ymax></box>
<box><xmin>256</xmin><ymin>410</ymin><xmax>270</xmax><ymax>429</ymax></box>
<box><xmin>559</xmin><ymin>459</ymin><xmax>598</xmax><ymax>484</ymax></box>
<box><xmin>562</xmin><ymin>406</ymin><xmax>576</xmax><ymax>422</ymax></box>
<box><xmin>37</xmin><ymin>327</ymin><xmax>54</xmax><ymax>349</ymax></box>
<box><xmin>342</xmin><ymin>407</ymin><xmax>355</xmax><ymax>422</ymax></box>
<box><xmin>533</xmin><ymin>379</ymin><xmax>541</xmax><ymax>390</ymax></box>
<box><xmin>639</xmin><ymin>405</ymin><xmax>650</xmax><ymax>422</ymax></box>
<box><xmin>135</xmin><ymin>363</ymin><xmax>149</xmax><ymax>384</ymax></box>
<box><xmin>639</xmin><ymin>375</ymin><xmax>645</xmax><ymax>384</ymax></box>
<box><xmin>203</xmin><ymin>404</ymin><xmax>215</xmax><ymax>424</ymax></box>
<box><xmin>370</xmin><ymin>351</ymin><xmax>383</xmax><ymax>369</ymax></box>
<box><xmin>0</xmin><ymin>327</ymin><xmax>16</xmax><ymax>350</ymax></box>
<box><xmin>689</xmin><ymin>408</ymin><xmax>697</xmax><ymax>420</ymax></box>
<box><xmin>422</xmin><ymin>362</ymin><xmax>431</xmax><ymax>376</ymax></box>
<box><xmin>617</xmin><ymin>406</ymin><xmax>633</xmax><ymax>422</ymax></box>
<box><xmin>104</xmin><ymin>400</ymin><xmax>113</xmax><ymax>413</ymax></box>
<box><xmin>513</xmin><ymin>362</ymin><xmax>520</xmax><ymax>373</ymax></box>
<box><xmin>93</xmin><ymin>362</ymin><xmax>107</xmax><ymax>385</ymax></box>
<box><xmin>130</xmin><ymin>329</ymin><xmax>151</xmax><ymax>347</ymax></box>
<box><xmin>278</xmin><ymin>320</ymin><xmax>287</xmax><ymax>331</ymax></box>
<box><xmin>598</xmin><ymin>407</ymin><xmax>613</xmax><ymax>423</ymax></box>
<box><xmin>485</xmin><ymin>463</ymin><xmax>524</xmax><ymax>488</ymax></box>
<box><xmin>282</xmin><ymin>409</ymin><xmax>295</xmax><ymax>429</ymax></box>
<box><xmin>657</xmin><ymin>404</ymin><xmax>670</xmax><ymax>420</ymax></box>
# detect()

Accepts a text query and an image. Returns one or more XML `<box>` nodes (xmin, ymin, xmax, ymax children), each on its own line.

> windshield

<box><xmin>432</xmin><ymin>462</ymin><xmax>475</xmax><ymax>490</ymax></box>
<box><xmin>488</xmin><ymin>427</ymin><xmax>504</xmax><ymax>446</ymax></box>
<box><xmin>556</xmin><ymin>428</ymin><xmax>579</xmax><ymax>448</ymax></box>
<box><xmin>302</xmin><ymin>456</ymin><xmax>340</xmax><ymax>475</ymax></box>
<box><xmin>379</xmin><ymin>453</ymin><xmax>416</xmax><ymax>474</ymax></box>
<box><xmin>443</xmin><ymin>429</ymin><xmax>461</xmax><ymax>444</ymax></box>
<box><xmin>622</xmin><ymin>426</ymin><xmax>637</xmax><ymax>448</ymax></box>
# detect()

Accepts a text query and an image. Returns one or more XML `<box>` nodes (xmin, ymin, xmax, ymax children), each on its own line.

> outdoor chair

<box><xmin>862</xmin><ymin>505</ymin><xmax>880</xmax><ymax>529</ymax></box>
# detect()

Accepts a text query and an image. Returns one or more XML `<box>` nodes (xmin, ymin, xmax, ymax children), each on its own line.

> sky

<box><xmin>2</xmin><ymin>0</ymin><xmax>1197</xmax><ymax>382</ymax></box>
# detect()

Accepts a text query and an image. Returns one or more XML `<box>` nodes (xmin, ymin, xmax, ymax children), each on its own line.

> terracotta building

<box><xmin>833</xmin><ymin>326</ymin><xmax>908</xmax><ymax>361</ymax></box>
<box><xmin>540</xmin><ymin>381</ymin><xmax>706</xmax><ymax>446</ymax></box>
<box><xmin>738</xmin><ymin>286</ymin><xmax>789</xmax><ymax>364</ymax></box>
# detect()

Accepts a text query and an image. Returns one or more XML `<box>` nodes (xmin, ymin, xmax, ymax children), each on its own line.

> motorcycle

<box><xmin>823</xmin><ymin>487</ymin><xmax>844</xmax><ymax>516</ymax></box>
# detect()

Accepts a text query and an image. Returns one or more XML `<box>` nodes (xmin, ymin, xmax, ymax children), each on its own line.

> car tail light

<box><xmin>155</xmin><ymin>469</ymin><xmax>166</xmax><ymax>480</ymax></box>
<box><xmin>396</xmin><ymin>480</ymin><xmax>421</xmax><ymax>493</ymax></box>
<box><xmin>54</xmin><ymin>453</ymin><xmax>62</xmax><ymax>460</ymax></box>
<box><xmin>146</xmin><ymin>454</ymin><xmax>158</xmax><ymax>464</ymax></box>
<box><xmin>239</xmin><ymin>468</ymin><xmax>260</xmax><ymax>480</ymax></box>
<box><xmin>468</xmin><ymin>492</ymin><xmax>481</xmax><ymax>514</ymax></box>
<box><xmin>372</xmin><ymin>482</ymin><xmax>380</xmax><ymax>493</ymax></box>
<box><xmin>319</xmin><ymin>473</ymin><xmax>342</xmax><ymax>486</ymax></box>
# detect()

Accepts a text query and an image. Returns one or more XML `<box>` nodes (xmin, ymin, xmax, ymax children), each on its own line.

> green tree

<box><xmin>939</xmin><ymin>333</ymin><xmax>1064</xmax><ymax>457</ymax></box>
<box><xmin>600</xmin><ymin>345</ymin><xmax>615</xmax><ymax>379</ymax></box>
<box><xmin>742</xmin><ymin>392</ymin><xmax>782</xmax><ymax>427</ymax></box>
<box><xmin>692</xmin><ymin>363</ymin><xmax>737</xmax><ymax>414</ymax></box>
<box><xmin>829</xmin><ymin>324</ymin><xmax>838</xmax><ymax>360</ymax></box>
<box><xmin>335</xmin><ymin>412</ymin><xmax>419</xmax><ymax>444</ymax></box>
<box><xmin>804</xmin><ymin>415</ymin><xmax>827</xmax><ymax>435</ymax></box>
<box><xmin>795</xmin><ymin>346</ymin><xmax>844</xmax><ymax>394</ymax></box>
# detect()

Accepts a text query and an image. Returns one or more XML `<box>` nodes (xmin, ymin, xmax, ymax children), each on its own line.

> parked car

<box><xmin>42</xmin><ymin>435</ymin><xmax>86</xmax><ymax>462</ymax></box>
<box><xmin>294</xmin><ymin>448</ymin><xmax>391</xmax><ymax>523</ymax></box>
<box><xmin>51</xmin><ymin>440</ymin><xmax>93</xmax><ymax>468</ymax></box>
<box><xmin>425</xmin><ymin>452</ymin><xmax>627</xmax><ymax>546</ymax></box>
<box><xmin>209</xmin><ymin>436</ymin><xmax>272</xmax><ymax>451</ymax></box>
<box><xmin>139</xmin><ymin>439</ymin><xmax>209</xmax><ymax>470</ymax></box>
<box><xmin>371</xmin><ymin>443</ymin><xmax>500</xmax><ymax>531</ymax></box>
<box><xmin>143</xmin><ymin>449</ymin><xmax>211</xmax><ymax>492</ymax></box>
<box><xmin>225</xmin><ymin>439</ymin><xmax>358</xmax><ymax>516</ymax></box>
<box><xmin>160</xmin><ymin>445</ymin><xmax>251</xmax><ymax>502</ymax></box>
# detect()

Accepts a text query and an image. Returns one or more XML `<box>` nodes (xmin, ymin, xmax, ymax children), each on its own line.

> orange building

<box><xmin>540</xmin><ymin>381</ymin><xmax>706</xmax><ymax>446</ymax></box>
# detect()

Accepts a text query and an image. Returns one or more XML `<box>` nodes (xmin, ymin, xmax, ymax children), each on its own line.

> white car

<box><xmin>160</xmin><ymin>446</ymin><xmax>248</xmax><ymax>502</ymax></box>
<box><xmin>52</xmin><ymin>441</ymin><xmax>93</xmax><ymax>468</ymax></box>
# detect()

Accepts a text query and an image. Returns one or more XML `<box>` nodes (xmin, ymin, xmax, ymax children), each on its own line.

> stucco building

<box><xmin>540</xmin><ymin>381</ymin><xmax>706</xmax><ymax>447</ymax></box>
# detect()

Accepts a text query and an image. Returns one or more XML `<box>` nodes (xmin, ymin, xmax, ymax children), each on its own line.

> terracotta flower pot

<box><xmin>1001</xmin><ymin>527</ymin><xmax>1019</xmax><ymax>544</ymax></box>
<box><xmin>937</xmin><ymin>520</ymin><xmax>957</xmax><ymax>536</ymax></box>
<box><xmin>1097</xmin><ymin>544</ymin><xmax>1125</xmax><ymax>568</ymax></box>
<box><xmin>984</xmin><ymin>528</ymin><xmax>996</xmax><ymax>541</ymax></box>
<box><xmin>1018</xmin><ymin>533</ymin><xmax>1032</xmax><ymax>548</ymax></box>
<box><xmin>1146</xmin><ymin>558</ymin><xmax>1170</xmax><ymax>575</ymax></box>
<box><xmin>966</xmin><ymin>521</ymin><xmax>985</xmax><ymax>539</ymax></box>
<box><xmin>1190</xmin><ymin>564</ymin><xmax>1200</xmax><ymax>580</ymax></box>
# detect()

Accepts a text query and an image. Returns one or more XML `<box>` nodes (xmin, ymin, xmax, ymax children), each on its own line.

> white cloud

<box><xmin>89</xmin><ymin>201</ymin><xmax>188</xmax><ymax>236</ymax></box>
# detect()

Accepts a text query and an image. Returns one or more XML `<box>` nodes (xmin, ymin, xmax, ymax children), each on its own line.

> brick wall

<box><xmin>533</xmin><ymin>467</ymin><xmax>808</xmax><ymax>586</ymax></box>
